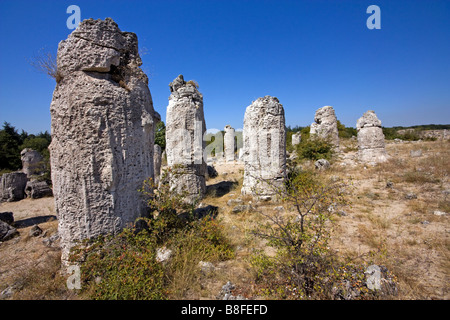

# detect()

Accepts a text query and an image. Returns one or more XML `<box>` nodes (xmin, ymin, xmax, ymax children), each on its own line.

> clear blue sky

<box><xmin>0</xmin><ymin>0</ymin><xmax>449</xmax><ymax>134</ymax></box>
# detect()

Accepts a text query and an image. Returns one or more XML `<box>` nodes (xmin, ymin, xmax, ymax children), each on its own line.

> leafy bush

<box><xmin>0</xmin><ymin>122</ymin><xmax>51</xmax><ymax>177</ymax></box>
<box><xmin>71</xmin><ymin>230</ymin><xmax>167</xmax><ymax>300</ymax></box>
<box><xmin>337</xmin><ymin>120</ymin><xmax>357</xmax><ymax>139</ymax></box>
<box><xmin>155</xmin><ymin>121</ymin><xmax>166</xmax><ymax>150</ymax></box>
<box><xmin>71</xmin><ymin>213</ymin><xmax>234</xmax><ymax>300</ymax></box>
<box><xmin>295</xmin><ymin>136</ymin><xmax>334</xmax><ymax>161</ymax></box>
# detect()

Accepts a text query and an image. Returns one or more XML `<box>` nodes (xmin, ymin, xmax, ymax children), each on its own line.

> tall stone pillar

<box><xmin>357</xmin><ymin>110</ymin><xmax>388</xmax><ymax>163</ymax></box>
<box><xmin>49</xmin><ymin>18</ymin><xmax>156</xmax><ymax>262</ymax></box>
<box><xmin>241</xmin><ymin>96</ymin><xmax>286</xmax><ymax>198</ymax></box>
<box><xmin>310</xmin><ymin>106</ymin><xmax>340</xmax><ymax>148</ymax></box>
<box><xmin>165</xmin><ymin>75</ymin><xmax>206</xmax><ymax>203</ymax></box>
<box><xmin>224</xmin><ymin>125</ymin><xmax>235</xmax><ymax>162</ymax></box>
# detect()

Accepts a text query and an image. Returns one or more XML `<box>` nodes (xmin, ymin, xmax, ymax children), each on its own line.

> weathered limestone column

<box><xmin>291</xmin><ymin>132</ymin><xmax>301</xmax><ymax>146</ymax></box>
<box><xmin>0</xmin><ymin>172</ymin><xmax>27</xmax><ymax>203</ymax></box>
<box><xmin>165</xmin><ymin>75</ymin><xmax>206</xmax><ymax>203</ymax></box>
<box><xmin>357</xmin><ymin>110</ymin><xmax>388</xmax><ymax>163</ymax></box>
<box><xmin>224</xmin><ymin>125</ymin><xmax>235</xmax><ymax>162</ymax></box>
<box><xmin>49</xmin><ymin>18</ymin><xmax>156</xmax><ymax>262</ymax></box>
<box><xmin>310</xmin><ymin>106</ymin><xmax>340</xmax><ymax>148</ymax></box>
<box><xmin>241</xmin><ymin>96</ymin><xmax>286</xmax><ymax>198</ymax></box>
<box><xmin>21</xmin><ymin>148</ymin><xmax>45</xmax><ymax>177</ymax></box>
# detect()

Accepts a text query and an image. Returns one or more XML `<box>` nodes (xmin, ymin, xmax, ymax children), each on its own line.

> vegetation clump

<box><xmin>69</xmin><ymin>169</ymin><xmax>234</xmax><ymax>300</ymax></box>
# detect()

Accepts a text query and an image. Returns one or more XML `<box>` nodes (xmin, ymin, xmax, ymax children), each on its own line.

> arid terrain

<box><xmin>0</xmin><ymin>138</ymin><xmax>448</xmax><ymax>300</ymax></box>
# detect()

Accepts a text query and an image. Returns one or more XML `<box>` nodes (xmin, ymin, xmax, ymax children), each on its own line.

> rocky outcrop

<box><xmin>224</xmin><ymin>125</ymin><xmax>235</xmax><ymax>162</ymax></box>
<box><xmin>315</xmin><ymin>159</ymin><xmax>330</xmax><ymax>171</ymax></box>
<box><xmin>241</xmin><ymin>96</ymin><xmax>286</xmax><ymax>197</ymax></box>
<box><xmin>0</xmin><ymin>220</ymin><xmax>19</xmax><ymax>241</ymax></box>
<box><xmin>21</xmin><ymin>149</ymin><xmax>45</xmax><ymax>177</ymax></box>
<box><xmin>165</xmin><ymin>75</ymin><xmax>206</xmax><ymax>203</ymax></box>
<box><xmin>0</xmin><ymin>212</ymin><xmax>18</xmax><ymax>242</ymax></box>
<box><xmin>0</xmin><ymin>172</ymin><xmax>28</xmax><ymax>203</ymax></box>
<box><xmin>25</xmin><ymin>180</ymin><xmax>53</xmax><ymax>199</ymax></box>
<box><xmin>49</xmin><ymin>18</ymin><xmax>156</xmax><ymax>262</ymax></box>
<box><xmin>310</xmin><ymin>106</ymin><xmax>339</xmax><ymax>148</ymax></box>
<box><xmin>357</xmin><ymin>110</ymin><xmax>388</xmax><ymax>163</ymax></box>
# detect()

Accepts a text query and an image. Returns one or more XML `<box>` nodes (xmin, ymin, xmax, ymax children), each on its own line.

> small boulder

<box><xmin>0</xmin><ymin>172</ymin><xmax>27</xmax><ymax>202</ymax></box>
<box><xmin>29</xmin><ymin>225</ymin><xmax>43</xmax><ymax>237</ymax></box>
<box><xmin>232</xmin><ymin>204</ymin><xmax>253</xmax><ymax>214</ymax></box>
<box><xmin>42</xmin><ymin>234</ymin><xmax>60</xmax><ymax>247</ymax></box>
<box><xmin>315</xmin><ymin>159</ymin><xmax>330</xmax><ymax>171</ymax></box>
<box><xmin>405</xmin><ymin>192</ymin><xmax>417</xmax><ymax>200</ymax></box>
<box><xmin>365</xmin><ymin>265</ymin><xmax>381</xmax><ymax>290</ymax></box>
<box><xmin>227</xmin><ymin>198</ymin><xmax>243</xmax><ymax>207</ymax></box>
<box><xmin>410</xmin><ymin>150</ymin><xmax>422</xmax><ymax>158</ymax></box>
<box><xmin>25</xmin><ymin>180</ymin><xmax>53</xmax><ymax>199</ymax></box>
<box><xmin>198</xmin><ymin>261</ymin><xmax>215</xmax><ymax>274</ymax></box>
<box><xmin>156</xmin><ymin>247</ymin><xmax>172</xmax><ymax>263</ymax></box>
<box><xmin>0</xmin><ymin>220</ymin><xmax>19</xmax><ymax>241</ymax></box>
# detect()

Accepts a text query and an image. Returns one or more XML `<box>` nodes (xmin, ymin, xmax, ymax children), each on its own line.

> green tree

<box><xmin>19</xmin><ymin>131</ymin><xmax>52</xmax><ymax>158</ymax></box>
<box><xmin>155</xmin><ymin>121</ymin><xmax>166</xmax><ymax>150</ymax></box>
<box><xmin>0</xmin><ymin>122</ymin><xmax>22</xmax><ymax>171</ymax></box>
<box><xmin>337</xmin><ymin>120</ymin><xmax>356</xmax><ymax>139</ymax></box>
<box><xmin>250</xmin><ymin>168</ymin><xmax>351</xmax><ymax>299</ymax></box>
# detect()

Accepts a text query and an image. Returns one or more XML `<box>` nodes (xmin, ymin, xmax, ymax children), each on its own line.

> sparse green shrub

<box><xmin>249</xmin><ymin>169</ymin><xmax>359</xmax><ymax>299</ymax></box>
<box><xmin>295</xmin><ymin>136</ymin><xmax>334</xmax><ymax>161</ymax></box>
<box><xmin>71</xmin><ymin>230</ymin><xmax>167</xmax><ymax>300</ymax></box>
<box><xmin>155</xmin><ymin>121</ymin><xmax>166</xmax><ymax>151</ymax></box>
<box><xmin>403</xmin><ymin>171</ymin><xmax>440</xmax><ymax>184</ymax></box>
<box><xmin>337</xmin><ymin>120</ymin><xmax>357</xmax><ymax>139</ymax></box>
<box><xmin>71</xmin><ymin>167</ymin><xmax>234</xmax><ymax>300</ymax></box>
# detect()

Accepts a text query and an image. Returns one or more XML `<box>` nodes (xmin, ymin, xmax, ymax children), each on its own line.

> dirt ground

<box><xmin>1</xmin><ymin>139</ymin><xmax>448</xmax><ymax>299</ymax></box>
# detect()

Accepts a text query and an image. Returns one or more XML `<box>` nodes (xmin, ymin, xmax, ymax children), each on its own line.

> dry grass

<box><xmin>0</xmin><ymin>211</ymin><xmax>76</xmax><ymax>300</ymax></box>
<box><xmin>330</xmin><ymin>139</ymin><xmax>450</xmax><ymax>299</ymax></box>
<box><xmin>1</xmin><ymin>139</ymin><xmax>448</xmax><ymax>300</ymax></box>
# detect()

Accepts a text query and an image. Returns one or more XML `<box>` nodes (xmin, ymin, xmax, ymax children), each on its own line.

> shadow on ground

<box><xmin>14</xmin><ymin>215</ymin><xmax>57</xmax><ymax>228</ymax></box>
<box><xmin>206</xmin><ymin>181</ymin><xmax>238</xmax><ymax>197</ymax></box>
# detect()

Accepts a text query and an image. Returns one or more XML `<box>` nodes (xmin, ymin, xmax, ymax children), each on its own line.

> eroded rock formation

<box><xmin>356</xmin><ymin>110</ymin><xmax>388</xmax><ymax>163</ymax></box>
<box><xmin>224</xmin><ymin>125</ymin><xmax>235</xmax><ymax>162</ymax></box>
<box><xmin>165</xmin><ymin>75</ymin><xmax>206</xmax><ymax>203</ymax></box>
<box><xmin>310</xmin><ymin>106</ymin><xmax>339</xmax><ymax>148</ymax></box>
<box><xmin>49</xmin><ymin>18</ymin><xmax>156</xmax><ymax>262</ymax></box>
<box><xmin>21</xmin><ymin>148</ymin><xmax>45</xmax><ymax>177</ymax></box>
<box><xmin>292</xmin><ymin>132</ymin><xmax>301</xmax><ymax>146</ymax></box>
<box><xmin>241</xmin><ymin>96</ymin><xmax>286</xmax><ymax>198</ymax></box>
<box><xmin>0</xmin><ymin>172</ymin><xmax>27</xmax><ymax>203</ymax></box>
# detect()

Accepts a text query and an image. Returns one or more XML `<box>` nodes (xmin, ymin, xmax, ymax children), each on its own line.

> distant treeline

<box><xmin>384</xmin><ymin>124</ymin><xmax>450</xmax><ymax>131</ymax></box>
<box><xmin>1</xmin><ymin>120</ymin><xmax>448</xmax><ymax>173</ymax></box>
<box><xmin>286</xmin><ymin>121</ymin><xmax>357</xmax><ymax>143</ymax></box>
<box><xmin>287</xmin><ymin>123</ymin><xmax>449</xmax><ymax>142</ymax></box>
<box><xmin>0</xmin><ymin>122</ymin><xmax>51</xmax><ymax>172</ymax></box>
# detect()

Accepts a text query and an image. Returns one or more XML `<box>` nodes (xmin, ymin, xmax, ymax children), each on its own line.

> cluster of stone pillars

<box><xmin>49</xmin><ymin>18</ymin><xmax>389</xmax><ymax>262</ymax></box>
